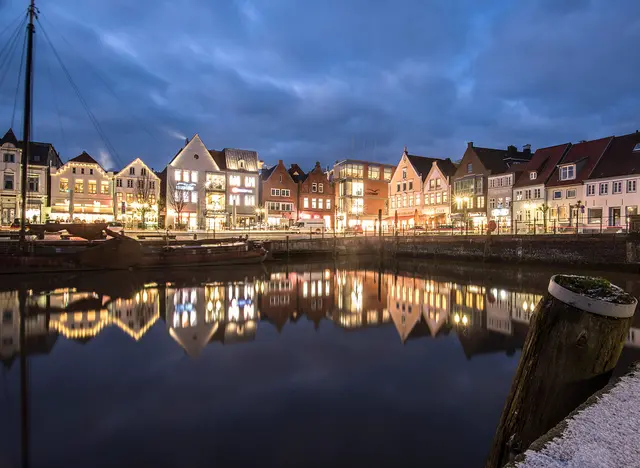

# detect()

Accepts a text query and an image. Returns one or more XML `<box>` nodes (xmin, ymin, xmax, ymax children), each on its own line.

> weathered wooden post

<box><xmin>286</xmin><ymin>235</ymin><xmax>290</xmax><ymax>260</ymax></box>
<box><xmin>486</xmin><ymin>274</ymin><xmax>636</xmax><ymax>468</ymax></box>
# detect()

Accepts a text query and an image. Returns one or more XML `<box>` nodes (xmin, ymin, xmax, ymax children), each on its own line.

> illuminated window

<box><xmin>191</xmin><ymin>191</ymin><xmax>198</xmax><ymax>203</ymax></box>
<box><xmin>191</xmin><ymin>171</ymin><xmax>198</xmax><ymax>183</ymax></box>
<box><xmin>230</xmin><ymin>175</ymin><xmax>241</xmax><ymax>186</ymax></box>
<box><xmin>59</xmin><ymin>178</ymin><xmax>69</xmax><ymax>192</ymax></box>
<box><xmin>174</xmin><ymin>169</ymin><xmax>182</xmax><ymax>181</ymax></box>
<box><xmin>326</xmin><ymin>199</ymin><xmax>331</xmax><ymax>210</ymax></box>
<box><xmin>88</xmin><ymin>181</ymin><xmax>97</xmax><ymax>194</ymax></box>
<box><xmin>303</xmin><ymin>197</ymin><xmax>309</xmax><ymax>208</ymax></box>
<box><xmin>312</xmin><ymin>198</ymin><xmax>317</xmax><ymax>209</ymax></box>
<box><xmin>244</xmin><ymin>195</ymin><xmax>255</xmax><ymax>206</ymax></box>
<box><xmin>319</xmin><ymin>183</ymin><xmax>324</xmax><ymax>193</ymax></box>
<box><xmin>101</xmin><ymin>181</ymin><xmax>110</xmax><ymax>194</ymax></box>
<box><xmin>245</xmin><ymin>176</ymin><xmax>255</xmax><ymax>187</ymax></box>
<box><xmin>74</xmin><ymin>180</ymin><xmax>84</xmax><ymax>193</ymax></box>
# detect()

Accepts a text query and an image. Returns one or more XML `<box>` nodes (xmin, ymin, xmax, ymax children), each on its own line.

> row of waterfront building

<box><xmin>1</xmin><ymin>127</ymin><xmax>640</xmax><ymax>231</ymax></box>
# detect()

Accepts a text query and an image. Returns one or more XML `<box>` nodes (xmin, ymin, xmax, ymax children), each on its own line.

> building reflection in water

<box><xmin>1</xmin><ymin>267</ymin><xmax>639</xmax><ymax>365</ymax></box>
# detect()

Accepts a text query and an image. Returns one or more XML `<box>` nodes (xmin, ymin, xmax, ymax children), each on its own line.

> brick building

<box><xmin>259</xmin><ymin>160</ymin><xmax>298</xmax><ymax>227</ymax></box>
<box><xmin>296</xmin><ymin>161</ymin><xmax>335</xmax><ymax>229</ymax></box>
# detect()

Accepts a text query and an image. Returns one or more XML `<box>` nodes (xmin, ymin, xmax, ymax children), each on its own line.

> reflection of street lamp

<box><xmin>456</xmin><ymin>196</ymin><xmax>470</xmax><ymax>232</ymax></box>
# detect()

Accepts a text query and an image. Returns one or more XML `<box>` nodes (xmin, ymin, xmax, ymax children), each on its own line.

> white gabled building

<box><xmin>583</xmin><ymin>131</ymin><xmax>640</xmax><ymax>231</ymax></box>
<box><xmin>114</xmin><ymin>158</ymin><xmax>160</xmax><ymax>228</ymax></box>
<box><xmin>422</xmin><ymin>158</ymin><xmax>457</xmax><ymax>228</ymax></box>
<box><xmin>161</xmin><ymin>134</ymin><xmax>227</xmax><ymax>230</ymax></box>
<box><xmin>49</xmin><ymin>151</ymin><xmax>115</xmax><ymax>223</ymax></box>
<box><xmin>0</xmin><ymin>129</ymin><xmax>21</xmax><ymax>225</ymax></box>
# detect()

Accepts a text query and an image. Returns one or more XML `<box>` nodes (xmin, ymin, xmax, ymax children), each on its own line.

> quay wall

<box><xmin>265</xmin><ymin>234</ymin><xmax>640</xmax><ymax>269</ymax></box>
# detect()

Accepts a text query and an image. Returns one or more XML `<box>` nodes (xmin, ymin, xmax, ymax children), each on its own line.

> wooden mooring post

<box><xmin>486</xmin><ymin>274</ymin><xmax>636</xmax><ymax>468</ymax></box>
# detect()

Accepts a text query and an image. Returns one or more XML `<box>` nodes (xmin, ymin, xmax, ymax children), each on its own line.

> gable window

<box><xmin>279</xmin><ymin>175</ymin><xmax>283</xmax><ymax>183</ymax></box>
<box><xmin>530</xmin><ymin>172</ymin><xmax>537</xmax><ymax>180</ymax></box>
<box><xmin>467</xmin><ymin>163</ymin><xmax>472</xmax><ymax>174</ymax></box>
<box><xmin>566</xmin><ymin>189</ymin><xmax>576</xmax><ymax>198</ymax></box>
<box><xmin>402</xmin><ymin>182</ymin><xmax>406</xmax><ymax>191</ymax></box>
<box><xmin>415</xmin><ymin>193</ymin><xmax>421</xmax><ymax>205</ymax></box>
<box><xmin>116</xmin><ymin>178</ymin><xmax>122</xmax><ymax>187</ymax></box>
<box><xmin>586</xmin><ymin>184</ymin><xmax>595</xmax><ymax>196</ymax></box>
<box><xmin>559</xmin><ymin>165</ymin><xmax>576</xmax><ymax>181</ymax></box>
<box><xmin>613</xmin><ymin>181</ymin><xmax>622</xmax><ymax>194</ymax></box>
<box><xmin>553</xmin><ymin>190</ymin><xmax>562</xmax><ymax>200</ymax></box>
<box><xmin>3</xmin><ymin>153</ymin><xmax>14</xmax><ymax>163</ymax></box>
<box><xmin>319</xmin><ymin>183</ymin><xmax>324</xmax><ymax>193</ymax></box>
<box><xmin>89</xmin><ymin>169</ymin><xmax>93</xmax><ymax>175</ymax></box>
<box><xmin>312</xmin><ymin>183</ymin><xmax>318</xmax><ymax>193</ymax></box>
<box><xmin>408</xmin><ymin>181</ymin><xmax>413</xmax><ymax>191</ymax></box>
<box><xmin>281</xmin><ymin>189</ymin><xmax>290</xmax><ymax>197</ymax></box>
<box><xmin>141</xmin><ymin>168</ymin><xmax>147</xmax><ymax>176</ymax></box>
<box><xmin>72</xmin><ymin>167</ymin><xmax>76</xmax><ymax>174</ymax></box>
<box><xmin>271</xmin><ymin>188</ymin><xmax>280</xmax><ymax>197</ymax></box>
<box><xmin>128</xmin><ymin>167</ymin><xmax>135</xmax><ymax>176</ymax></box>
<box><xmin>402</xmin><ymin>168</ymin><xmax>407</xmax><ymax>179</ymax></box>
<box><xmin>81</xmin><ymin>168</ymin><xmax>85</xmax><ymax>175</ymax></box>
<box><xmin>628</xmin><ymin>180</ymin><xmax>637</xmax><ymax>193</ymax></box>
<box><xmin>599</xmin><ymin>183</ymin><xmax>609</xmax><ymax>195</ymax></box>
<box><xmin>127</xmin><ymin>179</ymin><xmax>134</xmax><ymax>188</ymax></box>
<box><xmin>238</xmin><ymin>160</ymin><xmax>245</xmax><ymax>169</ymax></box>
<box><xmin>396</xmin><ymin>183</ymin><xmax>400</xmax><ymax>193</ymax></box>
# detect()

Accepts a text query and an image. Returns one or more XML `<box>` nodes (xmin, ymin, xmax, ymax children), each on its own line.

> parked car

<box><xmin>345</xmin><ymin>225</ymin><xmax>363</xmax><ymax>235</ymax></box>
<box><xmin>290</xmin><ymin>220</ymin><xmax>326</xmax><ymax>233</ymax></box>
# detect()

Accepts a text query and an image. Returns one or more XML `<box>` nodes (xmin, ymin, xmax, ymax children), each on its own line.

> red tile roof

<box><xmin>546</xmin><ymin>137</ymin><xmax>613</xmax><ymax>187</ymax></box>
<box><xmin>513</xmin><ymin>143</ymin><xmax>571</xmax><ymax>188</ymax></box>
<box><xmin>589</xmin><ymin>131</ymin><xmax>640</xmax><ymax>180</ymax></box>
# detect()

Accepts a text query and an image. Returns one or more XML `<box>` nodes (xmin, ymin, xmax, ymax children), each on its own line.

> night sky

<box><xmin>0</xmin><ymin>0</ymin><xmax>638</xmax><ymax>171</ymax></box>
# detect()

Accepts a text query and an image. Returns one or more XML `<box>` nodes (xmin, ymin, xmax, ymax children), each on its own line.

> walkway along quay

<box><xmin>265</xmin><ymin>233</ymin><xmax>640</xmax><ymax>270</ymax></box>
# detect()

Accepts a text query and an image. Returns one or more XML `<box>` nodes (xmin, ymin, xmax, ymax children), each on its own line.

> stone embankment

<box><xmin>264</xmin><ymin>234</ymin><xmax>640</xmax><ymax>270</ymax></box>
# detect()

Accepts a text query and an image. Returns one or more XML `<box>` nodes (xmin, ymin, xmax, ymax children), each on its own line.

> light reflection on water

<box><xmin>0</xmin><ymin>262</ymin><xmax>638</xmax><ymax>467</ymax></box>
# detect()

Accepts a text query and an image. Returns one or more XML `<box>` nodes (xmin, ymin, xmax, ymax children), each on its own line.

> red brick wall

<box><xmin>298</xmin><ymin>163</ymin><xmax>335</xmax><ymax>227</ymax></box>
<box><xmin>260</xmin><ymin>161</ymin><xmax>298</xmax><ymax>223</ymax></box>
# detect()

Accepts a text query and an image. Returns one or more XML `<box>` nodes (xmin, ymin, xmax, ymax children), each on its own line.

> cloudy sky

<box><xmin>0</xmin><ymin>0</ymin><xmax>638</xmax><ymax>171</ymax></box>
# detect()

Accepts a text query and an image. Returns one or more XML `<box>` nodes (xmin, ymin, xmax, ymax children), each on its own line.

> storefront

<box><xmin>1</xmin><ymin>196</ymin><xmax>17</xmax><ymax>225</ymax></box>
<box><xmin>25</xmin><ymin>198</ymin><xmax>43</xmax><ymax>223</ymax></box>
<box><xmin>489</xmin><ymin>208</ymin><xmax>511</xmax><ymax>230</ymax></box>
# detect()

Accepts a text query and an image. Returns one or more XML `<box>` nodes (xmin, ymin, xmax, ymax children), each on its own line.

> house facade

<box><xmin>161</xmin><ymin>135</ymin><xmax>226</xmax><ymax>230</ymax></box>
<box><xmin>512</xmin><ymin>143</ymin><xmax>571</xmax><ymax>233</ymax></box>
<box><xmin>330</xmin><ymin>159</ymin><xmax>394</xmax><ymax>231</ymax></box>
<box><xmin>451</xmin><ymin>142</ymin><xmax>531</xmax><ymax>230</ymax></box>
<box><xmin>259</xmin><ymin>160</ymin><xmax>298</xmax><ymax>226</ymax></box>
<box><xmin>49</xmin><ymin>152</ymin><xmax>114</xmax><ymax>222</ymax></box>
<box><xmin>423</xmin><ymin>158</ymin><xmax>457</xmax><ymax>227</ymax></box>
<box><xmin>0</xmin><ymin>130</ymin><xmax>22</xmax><ymax>224</ymax></box>
<box><xmin>584</xmin><ymin>131</ymin><xmax>640</xmax><ymax>230</ymax></box>
<box><xmin>297</xmin><ymin>161</ymin><xmax>335</xmax><ymax>229</ymax></box>
<box><xmin>114</xmin><ymin>158</ymin><xmax>160</xmax><ymax>228</ymax></box>
<box><xmin>211</xmin><ymin>148</ymin><xmax>260</xmax><ymax>227</ymax></box>
<box><xmin>546</xmin><ymin>137</ymin><xmax>613</xmax><ymax>232</ymax></box>
<box><xmin>388</xmin><ymin>148</ymin><xmax>433</xmax><ymax>229</ymax></box>
<box><xmin>487</xmin><ymin>169</ymin><xmax>522</xmax><ymax>231</ymax></box>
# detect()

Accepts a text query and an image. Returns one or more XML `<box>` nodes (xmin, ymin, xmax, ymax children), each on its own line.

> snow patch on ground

<box><xmin>517</xmin><ymin>370</ymin><xmax>640</xmax><ymax>468</ymax></box>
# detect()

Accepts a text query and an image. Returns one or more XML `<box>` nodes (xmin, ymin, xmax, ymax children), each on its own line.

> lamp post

<box><xmin>573</xmin><ymin>200</ymin><xmax>584</xmax><ymax>235</ymax></box>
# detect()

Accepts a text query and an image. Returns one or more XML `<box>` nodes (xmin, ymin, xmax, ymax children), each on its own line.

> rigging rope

<box><xmin>0</xmin><ymin>16</ymin><xmax>27</xmax><ymax>92</ymax></box>
<box><xmin>39</xmin><ymin>12</ymin><xmax>163</xmax><ymax>146</ymax></box>
<box><xmin>37</xmin><ymin>19</ymin><xmax>124</xmax><ymax>169</ymax></box>
<box><xmin>41</xmin><ymin>33</ymin><xmax>68</xmax><ymax>151</ymax></box>
<box><xmin>11</xmin><ymin>27</ymin><xmax>27</xmax><ymax>129</ymax></box>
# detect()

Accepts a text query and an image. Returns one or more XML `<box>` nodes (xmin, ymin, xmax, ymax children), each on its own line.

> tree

<box><xmin>167</xmin><ymin>180</ymin><xmax>189</xmax><ymax>230</ymax></box>
<box><xmin>537</xmin><ymin>203</ymin><xmax>549</xmax><ymax>233</ymax></box>
<box><xmin>134</xmin><ymin>174</ymin><xmax>158</xmax><ymax>229</ymax></box>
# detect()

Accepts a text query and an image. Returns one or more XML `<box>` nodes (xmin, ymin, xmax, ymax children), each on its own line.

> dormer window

<box><xmin>529</xmin><ymin>171</ymin><xmax>537</xmax><ymax>180</ymax></box>
<box><xmin>559</xmin><ymin>164</ymin><xmax>576</xmax><ymax>181</ymax></box>
<box><xmin>239</xmin><ymin>160</ymin><xmax>245</xmax><ymax>169</ymax></box>
<box><xmin>633</xmin><ymin>143</ymin><xmax>640</xmax><ymax>152</ymax></box>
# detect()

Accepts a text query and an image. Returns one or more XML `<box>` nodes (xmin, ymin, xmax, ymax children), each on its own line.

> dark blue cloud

<box><xmin>0</xmin><ymin>0</ymin><xmax>637</xmax><ymax>170</ymax></box>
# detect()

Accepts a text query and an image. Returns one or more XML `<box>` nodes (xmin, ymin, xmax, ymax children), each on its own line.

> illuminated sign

<box><xmin>176</xmin><ymin>182</ymin><xmax>196</xmax><ymax>191</ymax></box>
<box><xmin>231</xmin><ymin>187</ymin><xmax>253</xmax><ymax>194</ymax></box>
<box><xmin>491</xmin><ymin>209</ymin><xmax>509</xmax><ymax>217</ymax></box>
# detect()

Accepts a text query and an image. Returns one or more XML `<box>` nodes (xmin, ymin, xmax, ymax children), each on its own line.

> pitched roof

<box><xmin>288</xmin><ymin>164</ymin><xmax>307</xmax><ymax>182</ymax></box>
<box><xmin>21</xmin><ymin>141</ymin><xmax>60</xmax><ymax>166</ymax></box>
<box><xmin>69</xmin><ymin>151</ymin><xmax>103</xmax><ymax>168</ymax></box>
<box><xmin>473</xmin><ymin>146</ymin><xmax>532</xmax><ymax>174</ymax></box>
<box><xmin>208</xmin><ymin>149</ymin><xmax>226</xmax><ymax>170</ymax></box>
<box><xmin>1</xmin><ymin>128</ymin><xmax>18</xmax><ymax>146</ymax></box>
<box><xmin>435</xmin><ymin>158</ymin><xmax>458</xmax><ymax>178</ymax></box>
<box><xmin>259</xmin><ymin>165</ymin><xmax>276</xmax><ymax>181</ymax></box>
<box><xmin>406</xmin><ymin>154</ymin><xmax>441</xmax><ymax>181</ymax></box>
<box><xmin>547</xmin><ymin>136</ymin><xmax>613</xmax><ymax>187</ymax></box>
<box><xmin>223</xmin><ymin>148</ymin><xmax>259</xmax><ymax>171</ymax></box>
<box><xmin>514</xmin><ymin>143</ymin><xmax>571</xmax><ymax>188</ymax></box>
<box><xmin>589</xmin><ymin>131</ymin><xmax>640</xmax><ymax>180</ymax></box>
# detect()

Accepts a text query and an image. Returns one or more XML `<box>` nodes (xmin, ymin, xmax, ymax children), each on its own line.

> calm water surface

<box><xmin>0</xmin><ymin>260</ymin><xmax>638</xmax><ymax>468</ymax></box>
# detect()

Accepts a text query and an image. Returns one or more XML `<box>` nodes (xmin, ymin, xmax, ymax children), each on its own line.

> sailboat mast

<box><xmin>19</xmin><ymin>0</ymin><xmax>36</xmax><ymax>249</ymax></box>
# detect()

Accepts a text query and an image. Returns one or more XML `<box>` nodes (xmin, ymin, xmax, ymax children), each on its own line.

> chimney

<box><xmin>467</xmin><ymin>141</ymin><xmax>473</xmax><ymax>149</ymax></box>
<box><xmin>523</xmin><ymin>144</ymin><xmax>531</xmax><ymax>155</ymax></box>
<box><xmin>507</xmin><ymin>145</ymin><xmax>517</xmax><ymax>157</ymax></box>
<box><xmin>315</xmin><ymin>161</ymin><xmax>321</xmax><ymax>168</ymax></box>
<box><xmin>185</xmin><ymin>137</ymin><xmax>189</xmax><ymax>146</ymax></box>
<box><xmin>278</xmin><ymin>159</ymin><xmax>284</xmax><ymax>166</ymax></box>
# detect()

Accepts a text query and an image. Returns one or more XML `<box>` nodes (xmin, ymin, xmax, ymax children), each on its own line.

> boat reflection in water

<box><xmin>2</xmin><ymin>266</ymin><xmax>639</xmax><ymax>365</ymax></box>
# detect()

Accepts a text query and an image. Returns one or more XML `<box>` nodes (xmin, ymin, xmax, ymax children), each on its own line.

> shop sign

<box><xmin>176</xmin><ymin>182</ymin><xmax>197</xmax><ymax>191</ymax></box>
<box><xmin>231</xmin><ymin>187</ymin><xmax>252</xmax><ymax>194</ymax></box>
<box><xmin>491</xmin><ymin>208</ymin><xmax>509</xmax><ymax>217</ymax></box>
